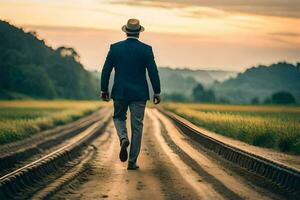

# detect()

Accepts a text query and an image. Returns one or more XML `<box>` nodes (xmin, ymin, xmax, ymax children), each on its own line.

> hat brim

<box><xmin>122</xmin><ymin>25</ymin><xmax>145</xmax><ymax>34</ymax></box>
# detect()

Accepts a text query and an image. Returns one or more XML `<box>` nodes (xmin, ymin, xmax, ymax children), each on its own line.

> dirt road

<box><xmin>53</xmin><ymin>108</ymin><xmax>283</xmax><ymax>200</ymax></box>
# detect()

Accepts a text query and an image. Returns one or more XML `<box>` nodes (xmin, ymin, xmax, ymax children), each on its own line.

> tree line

<box><xmin>0</xmin><ymin>20</ymin><xmax>98</xmax><ymax>99</ymax></box>
<box><xmin>163</xmin><ymin>83</ymin><xmax>297</xmax><ymax>105</ymax></box>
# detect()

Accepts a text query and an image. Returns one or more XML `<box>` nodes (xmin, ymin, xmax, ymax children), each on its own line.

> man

<box><xmin>100</xmin><ymin>18</ymin><xmax>161</xmax><ymax>170</ymax></box>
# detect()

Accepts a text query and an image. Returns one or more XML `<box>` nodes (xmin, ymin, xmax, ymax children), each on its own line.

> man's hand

<box><xmin>153</xmin><ymin>94</ymin><xmax>161</xmax><ymax>105</ymax></box>
<box><xmin>101</xmin><ymin>91</ymin><xmax>110</xmax><ymax>102</ymax></box>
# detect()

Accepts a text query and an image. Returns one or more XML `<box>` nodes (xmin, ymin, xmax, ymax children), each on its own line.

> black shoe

<box><xmin>127</xmin><ymin>164</ymin><xmax>139</xmax><ymax>170</ymax></box>
<box><xmin>119</xmin><ymin>139</ymin><xmax>129</xmax><ymax>162</ymax></box>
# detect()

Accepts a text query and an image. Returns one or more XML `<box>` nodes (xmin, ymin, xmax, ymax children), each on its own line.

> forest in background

<box><xmin>0</xmin><ymin>20</ymin><xmax>98</xmax><ymax>99</ymax></box>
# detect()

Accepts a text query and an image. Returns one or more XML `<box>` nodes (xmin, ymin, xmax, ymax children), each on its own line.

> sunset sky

<box><xmin>0</xmin><ymin>0</ymin><xmax>300</xmax><ymax>71</ymax></box>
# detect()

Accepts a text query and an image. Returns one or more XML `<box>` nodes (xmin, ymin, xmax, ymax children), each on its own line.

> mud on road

<box><xmin>53</xmin><ymin>109</ymin><xmax>285</xmax><ymax>200</ymax></box>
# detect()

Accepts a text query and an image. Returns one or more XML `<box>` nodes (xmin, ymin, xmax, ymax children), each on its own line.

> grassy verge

<box><xmin>162</xmin><ymin>103</ymin><xmax>300</xmax><ymax>155</ymax></box>
<box><xmin>0</xmin><ymin>100</ymin><xmax>105</xmax><ymax>145</ymax></box>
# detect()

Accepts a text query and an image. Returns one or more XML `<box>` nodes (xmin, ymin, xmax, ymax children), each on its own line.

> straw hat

<box><xmin>122</xmin><ymin>18</ymin><xmax>145</xmax><ymax>34</ymax></box>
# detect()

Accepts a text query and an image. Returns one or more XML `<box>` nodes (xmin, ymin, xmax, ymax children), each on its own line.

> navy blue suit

<box><xmin>101</xmin><ymin>38</ymin><xmax>161</xmax><ymax>101</ymax></box>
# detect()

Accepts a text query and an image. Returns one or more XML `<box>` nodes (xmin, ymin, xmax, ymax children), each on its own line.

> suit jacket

<box><xmin>100</xmin><ymin>38</ymin><xmax>161</xmax><ymax>101</ymax></box>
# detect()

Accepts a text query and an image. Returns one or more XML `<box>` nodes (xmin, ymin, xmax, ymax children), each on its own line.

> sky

<box><xmin>0</xmin><ymin>0</ymin><xmax>300</xmax><ymax>71</ymax></box>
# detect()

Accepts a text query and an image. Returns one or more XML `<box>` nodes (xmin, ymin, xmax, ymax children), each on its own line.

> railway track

<box><xmin>0</xmin><ymin>106</ymin><xmax>299</xmax><ymax>199</ymax></box>
<box><xmin>0</xmin><ymin>108</ymin><xmax>110</xmax><ymax>176</ymax></box>
<box><xmin>0</xmin><ymin>108</ymin><xmax>112</xmax><ymax>199</ymax></box>
<box><xmin>158</xmin><ymin>108</ymin><xmax>300</xmax><ymax>196</ymax></box>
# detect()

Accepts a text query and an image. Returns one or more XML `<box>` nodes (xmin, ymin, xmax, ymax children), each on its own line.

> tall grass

<box><xmin>0</xmin><ymin>101</ymin><xmax>105</xmax><ymax>144</ymax></box>
<box><xmin>163</xmin><ymin>103</ymin><xmax>300</xmax><ymax>155</ymax></box>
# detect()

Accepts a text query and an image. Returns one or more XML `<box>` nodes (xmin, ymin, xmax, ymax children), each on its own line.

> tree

<box><xmin>192</xmin><ymin>83</ymin><xmax>216</xmax><ymax>102</ymax></box>
<box><xmin>217</xmin><ymin>97</ymin><xmax>230</xmax><ymax>104</ymax></box>
<box><xmin>163</xmin><ymin>93</ymin><xmax>189</xmax><ymax>102</ymax></box>
<box><xmin>251</xmin><ymin>97</ymin><xmax>260</xmax><ymax>104</ymax></box>
<box><xmin>271</xmin><ymin>91</ymin><xmax>296</xmax><ymax>104</ymax></box>
<box><xmin>264</xmin><ymin>97</ymin><xmax>272</xmax><ymax>104</ymax></box>
<box><xmin>2</xmin><ymin>64</ymin><xmax>56</xmax><ymax>98</ymax></box>
<box><xmin>56</xmin><ymin>47</ymin><xmax>80</xmax><ymax>62</ymax></box>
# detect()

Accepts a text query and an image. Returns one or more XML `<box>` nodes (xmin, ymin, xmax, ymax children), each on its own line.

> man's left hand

<box><xmin>101</xmin><ymin>91</ymin><xmax>110</xmax><ymax>102</ymax></box>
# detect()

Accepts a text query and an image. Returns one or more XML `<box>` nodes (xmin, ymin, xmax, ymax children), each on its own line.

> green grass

<box><xmin>162</xmin><ymin>103</ymin><xmax>300</xmax><ymax>155</ymax></box>
<box><xmin>0</xmin><ymin>100</ymin><xmax>105</xmax><ymax>145</ymax></box>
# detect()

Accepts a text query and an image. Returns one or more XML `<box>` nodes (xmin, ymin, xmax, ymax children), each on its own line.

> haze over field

<box><xmin>0</xmin><ymin>0</ymin><xmax>299</xmax><ymax>71</ymax></box>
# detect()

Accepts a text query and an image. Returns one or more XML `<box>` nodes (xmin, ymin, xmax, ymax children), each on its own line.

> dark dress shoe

<box><xmin>127</xmin><ymin>164</ymin><xmax>139</xmax><ymax>170</ymax></box>
<box><xmin>119</xmin><ymin>139</ymin><xmax>130</xmax><ymax>162</ymax></box>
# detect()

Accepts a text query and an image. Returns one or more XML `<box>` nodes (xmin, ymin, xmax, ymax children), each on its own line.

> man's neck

<box><xmin>127</xmin><ymin>36</ymin><xmax>139</xmax><ymax>40</ymax></box>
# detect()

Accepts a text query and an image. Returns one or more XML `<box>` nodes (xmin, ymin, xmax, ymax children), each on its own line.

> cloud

<box><xmin>267</xmin><ymin>32</ymin><xmax>300</xmax><ymax>46</ymax></box>
<box><xmin>268</xmin><ymin>32</ymin><xmax>300</xmax><ymax>37</ymax></box>
<box><xmin>112</xmin><ymin>0</ymin><xmax>300</xmax><ymax>19</ymax></box>
<box><xmin>109</xmin><ymin>0</ymin><xmax>186</xmax><ymax>9</ymax></box>
<box><xmin>178</xmin><ymin>7</ymin><xmax>228</xmax><ymax>19</ymax></box>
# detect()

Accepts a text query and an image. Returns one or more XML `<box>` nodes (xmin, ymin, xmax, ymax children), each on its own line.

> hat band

<box><xmin>125</xmin><ymin>26</ymin><xmax>141</xmax><ymax>32</ymax></box>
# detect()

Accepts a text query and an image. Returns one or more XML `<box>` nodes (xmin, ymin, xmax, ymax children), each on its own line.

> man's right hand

<box><xmin>153</xmin><ymin>94</ymin><xmax>161</xmax><ymax>104</ymax></box>
<box><xmin>101</xmin><ymin>91</ymin><xmax>110</xmax><ymax>102</ymax></box>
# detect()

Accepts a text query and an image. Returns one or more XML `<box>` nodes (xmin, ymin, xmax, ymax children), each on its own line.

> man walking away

<box><xmin>100</xmin><ymin>18</ymin><xmax>161</xmax><ymax>170</ymax></box>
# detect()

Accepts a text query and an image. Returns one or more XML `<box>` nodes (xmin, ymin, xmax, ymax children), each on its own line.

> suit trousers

<box><xmin>113</xmin><ymin>100</ymin><xmax>146</xmax><ymax>165</ymax></box>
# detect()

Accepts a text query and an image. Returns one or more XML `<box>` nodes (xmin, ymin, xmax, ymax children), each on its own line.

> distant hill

<box><xmin>205</xmin><ymin>70</ymin><xmax>237</xmax><ymax>82</ymax></box>
<box><xmin>155</xmin><ymin>67</ymin><xmax>236</xmax><ymax>98</ymax></box>
<box><xmin>158</xmin><ymin>67</ymin><xmax>199</xmax><ymax>96</ymax></box>
<box><xmin>159</xmin><ymin>67</ymin><xmax>236</xmax><ymax>86</ymax></box>
<box><xmin>95</xmin><ymin>67</ymin><xmax>236</xmax><ymax>99</ymax></box>
<box><xmin>0</xmin><ymin>21</ymin><xmax>98</xmax><ymax>99</ymax></box>
<box><xmin>213</xmin><ymin>62</ymin><xmax>300</xmax><ymax>103</ymax></box>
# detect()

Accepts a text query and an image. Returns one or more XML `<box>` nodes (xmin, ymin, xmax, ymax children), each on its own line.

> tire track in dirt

<box><xmin>53</xmin><ymin>111</ymin><xmax>202</xmax><ymax>199</ymax></box>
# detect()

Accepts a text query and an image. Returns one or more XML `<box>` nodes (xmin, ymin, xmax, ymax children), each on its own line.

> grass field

<box><xmin>0</xmin><ymin>101</ymin><xmax>104</xmax><ymax>145</ymax></box>
<box><xmin>162</xmin><ymin>103</ymin><xmax>300</xmax><ymax>155</ymax></box>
